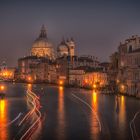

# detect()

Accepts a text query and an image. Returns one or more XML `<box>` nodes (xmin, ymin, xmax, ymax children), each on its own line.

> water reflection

<box><xmin>117</xmin><ymin>96</ymin><xmax>126</xmax><ymax>131</ymax></box>
<box><xmin>20</xmin><ymin>84</ymin><xmax>42</xmax><ymax>140</ymax></box>
<box><xmin>0</xmin><ymin>99</ymin><xmax>9</xmax><ymax>140</ymax></box>
<box><xmin>26</xmin><ymin>84</ymin><xmax>33</xmax><ymax>110</ymax></box>
<box><xmin>57</xmin><ymin>86</ymin><xmax>65</xmax><ymax>140</ymax></box>
<box><xmin>90</xmin><ymin>90</ymin><xmax>99</xmax><ymax>139</ymax></box>
<box><xmin>27</xmin><ymin>84</ymin><xmax>32</xmax><ymax>91</ymax></box>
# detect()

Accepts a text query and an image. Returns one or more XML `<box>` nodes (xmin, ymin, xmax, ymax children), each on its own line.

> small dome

<box><xmin>58</xmin><ymin>38</ymin><xmax>68</xmax><ymax>49</ymax></box>
<box><xmin>57</xmin><ymin>39</ymin><xmax>69</xmax><ymax>57</ymax></box>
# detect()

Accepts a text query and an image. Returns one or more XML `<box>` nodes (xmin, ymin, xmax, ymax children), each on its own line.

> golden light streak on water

<box><xmin>57</xmin><ymin>86</ymin><xmax>65</xmax><ymax>140</ymax></box>
<box><xmin>91</xmin><ymin>90</ymin><xmax>99</xmax><ymax>139</ymax></box>
<box><xmin>20</xmin><ymin>90</ymin><xmax>42</xmax><ymax>140</ymax></box>
<box><xmin>93</xmin><ymin>91</ymin><xmax>97</xmax><ymax>106</ymax></box>
<box><xmin>118</xmin><ymin>96</ymin><xmax>126</xmax><ymax>130</ymax></box>
<box><xmin>27</xmin><ymin>84</ymin><xmax>32</xmax><ymax>91</ymax></box>
<box><xmin>0</xmin><ymin>100</ymin><xmax>9</xmax><ymax>140</ymax></box>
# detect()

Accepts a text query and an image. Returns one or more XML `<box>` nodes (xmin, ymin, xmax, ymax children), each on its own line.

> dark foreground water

<box><xmin>0</xmin><ymin>83</ymin><xmax>140</xmax><ymax>140</ymax></box>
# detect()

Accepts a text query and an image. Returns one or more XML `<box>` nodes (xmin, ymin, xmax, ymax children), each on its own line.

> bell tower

<box><xmin>66</xmin><ymin>37</ymin><xmax>75</xmax><ymax>57</ymax></box>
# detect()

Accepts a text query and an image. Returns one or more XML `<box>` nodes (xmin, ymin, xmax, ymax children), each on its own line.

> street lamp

<box><xmin>93</xmin><ymin>84</ymin><xmax>97</xmax><ymax>89</ymax></box>
<box><xmin>0</xmin><ymin>85</ymin><xmax>5</xmax><ymax>91</ymax></box>
<box><xmin>59</xmin><ymin>80</ymin><xmax>63</xmax><ymax>86</ymax></box>
<box><xmin>27</xmin><ymin>76</ymin><xmax>33</xmax><ymax>83</ymax></box>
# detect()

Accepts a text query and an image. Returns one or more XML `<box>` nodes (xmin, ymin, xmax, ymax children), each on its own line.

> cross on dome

<box><xmin>39</xmin><ymin>24</ymin><xmax>47</xmax><ymax>38</ymax></box>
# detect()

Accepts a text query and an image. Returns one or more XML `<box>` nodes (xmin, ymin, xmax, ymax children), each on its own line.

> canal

<box><xmin>0</xmin><ymin>82</ymin><xmax>140</xmax><ymax>140</ymax></box>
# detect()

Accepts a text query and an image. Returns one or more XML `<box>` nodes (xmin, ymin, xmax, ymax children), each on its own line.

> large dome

<box><xmin>31</xmin><ymin>25</ymin><xmax>55</xmax><ymax>59</ymax></box>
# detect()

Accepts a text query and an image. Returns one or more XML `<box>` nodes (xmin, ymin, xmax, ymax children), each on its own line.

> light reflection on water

<box><xmin>0</xmin><ymin>99</ymin><xmax>9</xmax><ymax>140</ymax></box>
<box><xmin>27</xmin><ymin>83</ymin><xmax>32</xmax><ymax>91</ymax></box>
<box><xmin>24</xmin><ymin>83</ymin><xmax>42</xmax><ymax>139</ymax></box>
<box><xmin>57</xmin><ymin>86</ymin><xmax>65</xmax><ymax>140</ymax></box>
<box><xmin>2</xmin><ymin>83</ymin><xmax>139</xmax><ymax>140</ymax></box>
<box><xmin>90</xmin><ymin>90</ymin><xmax>99</xmax><ymax>139</ymax></box>
<box><xmin>117</xmin><ymin>96</ymin><xmax>126</xmax><ymax>131</ymax></box>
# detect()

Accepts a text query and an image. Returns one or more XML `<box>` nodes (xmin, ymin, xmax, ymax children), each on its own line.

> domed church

<box><xmin>31</xmin><ymin>25</ymin><xmax>55</xmax><ymax>59</ymax></box>
<box><xmin>57</xmin><ymin>38</ymin><xmax>75</xmax><ymax>58</ymax></box>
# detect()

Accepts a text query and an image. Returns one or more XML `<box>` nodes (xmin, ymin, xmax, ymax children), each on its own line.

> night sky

<box><xmin>0</xmin><ymin>0</ymin><xmax>140</xmax><ymax>66</ymax></box>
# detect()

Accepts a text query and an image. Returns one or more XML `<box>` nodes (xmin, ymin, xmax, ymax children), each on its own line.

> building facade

<box><xmin>83</xmin><ymin>71</ymin><xmax>108</xmax><ymax>89</ymax></box>
<box><xmin>117</xmin><ymin>35</ymin><xmax>140</xmax><ymax>96</ymax></box>
<box><xmin>69</xmin><ymin>69</ymin><xmax>85</xmax><ymax>87</ymax></box>
<box><xmin>0</xmin><ymin>61</ymin><xmax>15</xmax><ymax>80</ymax></box>
<box><xmin>18</xmin><ymin>56</ymin><xmax>57</xmax><ymax>83</ymax></box>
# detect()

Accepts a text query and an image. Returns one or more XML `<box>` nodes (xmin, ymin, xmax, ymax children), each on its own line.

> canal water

<box><xmin>0</xmin><ymin>82</ymin><xmax>140</xmax><ymax>140</ymax></box>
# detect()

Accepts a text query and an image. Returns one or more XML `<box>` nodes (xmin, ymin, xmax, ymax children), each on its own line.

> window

<box><xmin>128</xmin><ymin>45</ymin><xmax>132</xmax><ymax>53</ymax></box>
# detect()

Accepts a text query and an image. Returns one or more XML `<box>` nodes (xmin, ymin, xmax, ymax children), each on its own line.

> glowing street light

<box><xmin>93</xmin><ymin>84</ymin><xmax>97</xmax><ymax>89</ymax></box>
<box><xmin>27</xmin><ymin>76</ymin><xmax>33</xmax><ymax>83</ymax></box>
<box><xmin>119</xmin><ymin>83</ymin><xmax>127</xmax><ymax>93</ymax></box>
<box><xmin>59</xmin><ymin>80</ymin><xmax>63</xmax><ymax>86</ymax></box>
<box><xmin>0</xmin><ymin>85</ymin><xmax>5</xmax><ymax>91</ymax></box>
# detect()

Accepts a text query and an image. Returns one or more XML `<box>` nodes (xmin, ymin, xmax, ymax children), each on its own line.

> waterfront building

<box><xmin>48</xmin><ymin>62</ymin><xmax>57</xmax><ymax>84</ymax></box>
<box><xmin>0</xmin><ymin>61</ymin><xmax>15</xmax><ymax>80</ymax></box>
<box><xmin>83</xmin><ymin>71</ymin><xmax>108</xmax><ymax>89</ymax></box>
<box><xmin>18</xmin><ymin>56</ymin><xmax>57</xmax><ymax>82</ymax></box>
<box><xmin>18</xmin><ymin>56</ymin><xmax>43</xmax><ymax>81</ymax></box>
<box><xmin>77</xmin><ymin>55</ymin><xmax>99</xmax><ymax>68</ymax></box>
<box><xmin>56</xmin><ymin>55</ymin><xmax>77</xmax><ymax>84</ymax></box>
<box><xmin>34</xmin><ymin>59</ymin><xmax>49</xmax><ymax>82</ymax></box>
<box><xmin>69</xmin><ymin>69</ymin><xmax>85</xmax><ymax>87</ymax></box>
<box><xmin>56</xmin><ymin>54</ymin><xmax>99</xmax><ymax>84</ymax></box>
<box><xmin>107</xmin><ymin>52</ymin><xmax>119</xmax><ymax>91</ymax></box>
<box><xmin>117</xmin><ymin>35</ymin><xmax>140</xmax><ymax>96</ymax></box>
<box><xmin>68</xmin><ymin>65</ymin><xmax>108</xmax><ymax>88</ymax></box>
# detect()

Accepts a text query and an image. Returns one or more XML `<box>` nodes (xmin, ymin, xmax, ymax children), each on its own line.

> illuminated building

<box><xmin>18</xmin><ymin>56</ymin><xmax>57</xmax><ymax>83</ymax></box>
<box><xmin>31</xmin><ymin>25</ymin><xmax>55</xmax><ymax>60</ymax></box>
<box><xmin>0</xmin><ymin>61</ymin><xmax>15</xmax><ymax>80</ymax></box>
<box><xmin>117</xmin><ymin>35</ymin><xmax>140</xmax><ymax>96</ymax></box>
<box><xmin>18</xmin><ymin>56</ymin><xmax>41</xmax><ymax>81</ymax></box>
<box><xmin>69</xmin><ymin>69</ymin><xmax>85</xmax><ymax>87</ymax></box>
<box><xmin>83</xmin><ymin>71</ymin><xmax>108</xmax><ymax>88</ymax></box>
<box><xmin>68</xmin><ymin>66</ymin><xmax>108</xmax><ymax>88</ymax></box>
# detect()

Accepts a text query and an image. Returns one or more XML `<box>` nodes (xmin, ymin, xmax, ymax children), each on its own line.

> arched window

<box><xmin>128</xmin><ymin>45</ymin><xmax>132</xmax><ymax>53</ymax></box>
